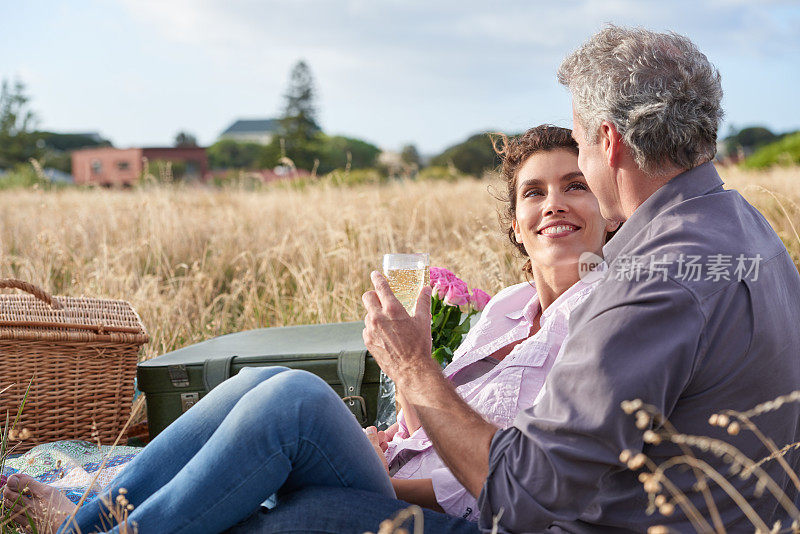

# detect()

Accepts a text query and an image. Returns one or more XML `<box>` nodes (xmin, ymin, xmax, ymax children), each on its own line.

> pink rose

<box><xmin>429</xmin><ymin>266</ymin><xmax>447</xmax><ymax>284</ymax></box>
<box><xmin>430</xmin><ymin>267</ymin><xmax>456</xmax><ymax>284</ymax></box>
<box><xmin>470</xmin><ymin>289</ymin><xmax>491</xmax><ymax>311</ymax></box>
<box><xmin>430</xmin><ymin>267</ymin><xmax>457</xmax><ymax>300</ymax></box>
<box><xmin>443</xmin><ymin>278</ymin><xmax>470</xmax><ymax>307</ymax></box>
<box><xmin>432</xmin><ymin>280</ymin><xmax>448</xmax><ymax>300</ymax></box>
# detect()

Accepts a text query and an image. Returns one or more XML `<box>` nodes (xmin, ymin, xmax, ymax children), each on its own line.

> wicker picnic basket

<box><xmin>0</xmin><ymin>279</ymin><xmax>149</xmax><ymax>452</ymax></box>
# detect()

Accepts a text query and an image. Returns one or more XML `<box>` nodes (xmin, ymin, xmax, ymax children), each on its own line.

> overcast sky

<box><xmin>3</xmin><ymin>0</ymin><xmax>799</xmax><ymax>154</ymax></box>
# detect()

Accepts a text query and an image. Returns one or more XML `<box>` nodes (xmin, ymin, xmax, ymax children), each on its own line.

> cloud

<box><xmin>110</xmin><ymin>0</ymin><xmax>799</xmax><ymax>149</ymax></box>
<box><xmin>12</xmin><ymin>0</ymin><xmax>797</xmax><ymax>151</ymax></box>
<box><xmin>115</xmin><ymin>0</ymin><xmax>799</xmax><ymax>65</ymax></box>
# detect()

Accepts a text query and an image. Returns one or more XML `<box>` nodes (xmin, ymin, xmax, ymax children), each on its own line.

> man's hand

<box><xmin>362</xmin><ymin>271</ymin><xmax>439</xmax><ymax>388</ymax></box>
<box><xmin>364</xmin><ymin>426</ymin><xmax>389</xmax><ymax>474</ymax></box>
<box><xmin>362</xmin><ymin>270</ymin><xmax>497</xmax><ymax>499</ymax></box>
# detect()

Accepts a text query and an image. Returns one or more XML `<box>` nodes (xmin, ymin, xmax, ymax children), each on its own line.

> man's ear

<box><xmin>599</xmin><ymin>121</ymin><xmax>623</xmax><ymax>168</ymax></box>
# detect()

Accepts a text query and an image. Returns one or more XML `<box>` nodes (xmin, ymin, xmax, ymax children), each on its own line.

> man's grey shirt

<box><xmin>477</xmin><ymin>163</ymin><xmax>800</xmax><ymax>532</ymax></box>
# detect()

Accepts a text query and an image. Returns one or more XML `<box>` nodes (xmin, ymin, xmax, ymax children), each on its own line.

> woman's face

<box><xmin>512</xmin><ymin>148</ymin><xmax>615</xmax><ymax>272</ymax></box>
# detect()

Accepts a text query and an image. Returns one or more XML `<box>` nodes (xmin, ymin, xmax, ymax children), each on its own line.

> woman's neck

<box><xmin>530</xmin><ymin>263</ymin><xmax>580</xmax><ymax>312</ymax></box>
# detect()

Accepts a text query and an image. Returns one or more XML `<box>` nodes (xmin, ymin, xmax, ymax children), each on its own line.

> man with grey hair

<box><xmin>463</xmin><ymin>25</ymin><xmax>800</xmax><ymax>531</ymax></box>
<box><xmin>232</xmin><ymin>25</ymin><xmax>800</xmax><ymax>533</ymax></box>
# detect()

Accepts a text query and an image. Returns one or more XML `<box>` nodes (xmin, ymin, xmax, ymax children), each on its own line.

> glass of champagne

<box><xmin>376</xmin><ymin>253</ymin><xmax>430</xmax><ymax>428</ymax></box>
<box><xmin>382</xmin><ymin>253</ymin><xmax>430</xmax><ymax>315</ymax></box>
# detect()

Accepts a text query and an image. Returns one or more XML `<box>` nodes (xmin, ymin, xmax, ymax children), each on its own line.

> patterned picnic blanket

<box><xmin>2</xmin><ymin>440</ymin><xmax>141</xmax><ymax>505</ymax></box>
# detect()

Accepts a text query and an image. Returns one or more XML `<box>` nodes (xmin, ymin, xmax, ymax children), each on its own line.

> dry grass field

<box><xmin>0</xmin><ymin>167</ymin><xmax>798</xmax><ymax>362</ymax></box>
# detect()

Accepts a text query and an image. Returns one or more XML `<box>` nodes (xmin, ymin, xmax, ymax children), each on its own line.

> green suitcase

<box><xmin>137</xmin><ymin>321</ymin><xmax>380</xmax><ymax>440</ymax></box>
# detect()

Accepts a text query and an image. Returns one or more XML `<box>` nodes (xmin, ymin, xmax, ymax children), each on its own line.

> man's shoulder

<box><xmin>636</xmin><ymin>187</ymin><xmax>780</xmax><ymax>256</ymax></box>
<box><xmin>607</xmin><ymin>187</ymin><xmax>790</xmax><ymax>300</ymax></box>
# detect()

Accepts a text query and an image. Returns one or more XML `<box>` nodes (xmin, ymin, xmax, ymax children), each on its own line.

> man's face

<box><xmin>571</xmin><ymin>105</ymin><xmax>623</xmax><ymax>222</ymax></box>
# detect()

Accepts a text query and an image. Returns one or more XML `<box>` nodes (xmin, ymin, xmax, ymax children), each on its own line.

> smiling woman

<box><xmin>494</xmin><ymin>125</ymin><xmax>619</xmax><ymax>310</ymax></box>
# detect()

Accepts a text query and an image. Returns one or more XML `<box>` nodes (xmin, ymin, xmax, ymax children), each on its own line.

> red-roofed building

<box><xmin>71</xmin><ymin>147</ymin><xmax>208</xmax><ymax>186</ymax></box>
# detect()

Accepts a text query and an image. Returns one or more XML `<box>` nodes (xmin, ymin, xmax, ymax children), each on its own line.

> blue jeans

<box><xmin>58</xmin><ymin>367</ymin><xmax>399</xmax><ymax>534</ymax></box>
<box><xmin>227</xmin><ymin>486</ymin><xmax>481</xmax><ymax>533</ymax></box>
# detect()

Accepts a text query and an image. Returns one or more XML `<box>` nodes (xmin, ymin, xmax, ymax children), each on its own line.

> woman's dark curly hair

<box><xmin>492</xmin><ymin>125</ymin><xmax>579</xmax><ymax>273</ymax></box>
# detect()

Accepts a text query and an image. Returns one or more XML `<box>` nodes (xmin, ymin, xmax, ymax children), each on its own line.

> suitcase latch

<box><xmin>342</xmin><ymin>395</ymin><xmax>367</xmax><ymax>425</ymax></box>
<box><xmin>180</xmin><ymin>392</ymin><xmax>200</xmax><ymax>413</ymax></box>
<box><xmin>168</xmin><ymin>365</ymin><xmax>190</xmax><ymax>388</ymax></box>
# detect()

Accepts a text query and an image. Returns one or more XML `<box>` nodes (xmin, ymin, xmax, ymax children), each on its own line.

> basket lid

<box><xmin>0</xmin><ymin>279</ymin><xmax>149</xmax><ymax>344</ymax></box>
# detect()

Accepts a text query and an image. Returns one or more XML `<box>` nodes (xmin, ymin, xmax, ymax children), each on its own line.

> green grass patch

<box><xmin>742</xmin><ymin>132</ymin><xmax>800</xmax><ymax>170</ymax></box>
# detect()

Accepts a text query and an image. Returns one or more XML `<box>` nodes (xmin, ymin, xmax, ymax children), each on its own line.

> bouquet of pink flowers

<box><xmin>429</xmin><ymin>267</ymin><xmax>491</xmax><ymax>366</ymax></box>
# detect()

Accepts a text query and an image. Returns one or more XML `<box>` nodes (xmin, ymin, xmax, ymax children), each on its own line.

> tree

<box><xmin>174</xmin><ymin>131</ymin><xmax>198</xmax><ymax>147</ymax></box>
<box><xmin>309</xmin><ymin>135</ymin><xmax>381</xmax><ymax>174</ymax></box>
<box><xmin>0</xmin><ymin>78</ymin><xmax>40</xmax><ymax>168</ymax></box>
<box><xmin>256</xmin><ymin>142</ymin><xmax>282</xmax><ymax>169</ymax></box>
<box><xmin>36</xmin><ymin>132</ymin><xmax>110</xmax><ymax>152</ymax></box>
<box><xmin>276</xmin><ymin>60</ymin><xmax>321</xmax><ymax>170</ymax></box>
<box><xmin>742</xmin><ymin>131</ymin><xmax>800</xmax><ymax>169</ymax></box>
<box><xmin>279</xmin><ymin>60</ymin><xmax>320</xmax><ymax>142</ymax></box>
<box><xmin>430</xmin><ymin>133</ymin><xmax>500</xmax><ymax>177</ymax></box>
<box><xmin>207</xmin><ymin>139</ymin><xmax>263</xmax><ymax>169</ymax></box>
<box><xmin>723</xmin><ymin>126</ymin><xmax>777</xmax><ymax>158</ymax></box>
<box><xmin>400</xmin><ymin>144</ymin><xmax>422</xmax><ymax>168</ymax></box>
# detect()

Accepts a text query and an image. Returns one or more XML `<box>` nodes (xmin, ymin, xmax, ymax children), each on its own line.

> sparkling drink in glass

<box><xmin>382</xmin><ymin>253</ymin><xmax>430</xmax><ymax>314</ymax></box>
<box><xmin>376</xmin><ymin>252</ymin><xmax>430</xmax><ymax>429</ymax></box>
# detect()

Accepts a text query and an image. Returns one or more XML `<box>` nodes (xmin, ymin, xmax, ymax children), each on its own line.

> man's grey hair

<box><xmin>558</xmin><ymin>25</ymin><xmax>724</xmax><ymax>175</ymax></box>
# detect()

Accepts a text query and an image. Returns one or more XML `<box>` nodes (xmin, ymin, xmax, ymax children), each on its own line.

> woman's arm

<box><xmin>391</xmin><ymin>478</ymin><xmax>445</xmax><ymax>513</ymax></box>
<box><xmin>396</xmin><ymin>391</ymin><xmax>421</xmax><ymax>434</ymax></box>
<box><xmin>363</xmin><ymin>427</ymin><xmax>443</xmax><ymax>513</ymax></box>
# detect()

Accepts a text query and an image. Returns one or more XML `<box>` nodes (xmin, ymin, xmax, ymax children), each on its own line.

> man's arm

<box><xmin>362</xmin><ymin>272</ymin><xmax>499</xmax><ymax>497</ymax></box>
<box><xmin>395</xmin><ymin>357</ymin><xmax>498</xmax><ymax>497</ymax></box>
<box><xmin>475</xmin><ymin>274</ymin><xmax>707</xmax><ymax>531</ymax></box>
<box><xmin>366</xmin><ymin>270</ymin><xmax>709</xmax><ymax>532</ymax></box>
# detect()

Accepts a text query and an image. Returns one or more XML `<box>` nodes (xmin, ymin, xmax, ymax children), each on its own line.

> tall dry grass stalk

<box><xmin>721</xmin><ymin>167</ymin><xmax>800</xmax><ymax>266</ymax></box>
<box><xmin>621</xmin><ymin>392</ymin><xmax>800</xmax><ymax>534</ymax></box>
<box><xmin>0</xmin><ymin>178</ymin><xmax>516</xmax><ymax>361</ymax></box>
<box><xmin>0</xmin><ymin>166</ymin><xmax>797</xmax><ymax>366</ymax></box>
<box><xmin>0</xmin><ymin>166</ymin><xmax>797</xmax><ymax>531</ymax></box>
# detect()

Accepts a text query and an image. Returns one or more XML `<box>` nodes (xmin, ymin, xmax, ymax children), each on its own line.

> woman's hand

<box><xmin>385</xmin><ymin>421</ymin><xmax>400</xmax><ymax>442</ymax></box>
<box><xmin>364</xmin><ymin>426</ymin><xmax>389</xmax><ymax>474</ymax></box>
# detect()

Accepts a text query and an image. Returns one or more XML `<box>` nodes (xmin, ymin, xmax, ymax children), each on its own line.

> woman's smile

<box><xmin>537</xmin><ymin>221</ymin><xmax>582</xmax><ymax>238</ymax></box>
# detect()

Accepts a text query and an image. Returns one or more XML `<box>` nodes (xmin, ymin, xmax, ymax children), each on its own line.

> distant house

<box><xmin>71</xmin><ymin>146</ymin><xmax>208</xmax><ymax>186</ymax></box>
<box><xmin>219</xmin><ymin>119</ymin><xmax>280</xmax><ymax>145</ymax></box>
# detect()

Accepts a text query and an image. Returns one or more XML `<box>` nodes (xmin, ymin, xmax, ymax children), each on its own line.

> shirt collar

<box><xmin>503</xmin><ymin>271</ymin><xmax>602</xmax><ymax>323</ymax></box>
<box><xmin>540</xmin><ymin>268</ymin><xmax>603</xmax><ymax>322</ymax></box>
<box><xmin>504</xmin><ymin>282</ymin><xmax>539</xmax><ymax>321</ymax></box>
<box><xmin>602</xmin><ymin>162</ymin><xmax>724</xmax><ymax>265</ymax></box>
